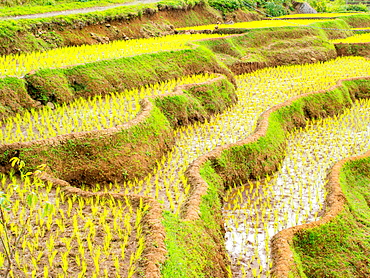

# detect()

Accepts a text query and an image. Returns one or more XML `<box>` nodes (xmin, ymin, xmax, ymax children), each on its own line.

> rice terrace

<box><xmin>0</xmin><ymin>0</ymin><xmax>370</xmax><ymax>277</ymax></box>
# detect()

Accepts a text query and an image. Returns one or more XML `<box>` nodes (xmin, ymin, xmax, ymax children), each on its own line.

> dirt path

<box><xmin>0</xmin><ymin>0</ymin><xmax>160</xmax><ymax>20</ymax></box>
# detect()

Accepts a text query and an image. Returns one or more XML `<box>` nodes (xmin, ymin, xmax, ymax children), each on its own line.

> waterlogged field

<box><xmin>0</xmin><ymin>73</ymin><xmax>216</xmax><ymax>143</ymax></box>
<box><xmin>332</xmin><ymin>32</ymin><xmax>370</xmax><ymax>43</ymax></box>
<box><xmin>224</xmin><ymin>99</ymin><xmax>370</xmax><ymax>277</ymax></box>
<box><xmin>83</xmin><ymin>56</ymin><xmax>370</xmax><ymax>215</ymax></box>
<box><xmin>277</xmin><ymin>12</ymin><xmax>363</xmax><ymax>18</ymax></box>
<box><xmin>176</xmin><ymin>19</ymin><xmax>329</xmax><ymax>31</ymax></box>
<box><xmin>0</xmin><ymin>34</ymin><xmax>225</xmax><ymax>77</ymax></box>
<box><xmin>1</xmin><ymin>50</ymin><xmax>370</xmax><ymax>276</ymax></box>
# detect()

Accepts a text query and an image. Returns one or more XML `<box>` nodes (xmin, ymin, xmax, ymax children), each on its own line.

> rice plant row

<box><xmin>96</xmin><ymin>57</ymin><xmax>370</xmax><ymax>218</ymax></box>
<box><xmin>224</xmin><ymin>98</ymin><xmax>370</xmax><ymax>277</ymax></box>
<box><xmin>0</xmin><ymin>34</ymin><xmax>224</xmax><ymax>77</ymax></box>
<box><xmin>277</xmin><ymin>12</ymin><xmax>363</xmax><ymax>18</ymax></box>
<box><xmin>0</xmin><ymin>170</ymin><xmax>148</xmax><ymax>278</ymax></box>
<box><xmin>331</xmin><ymin>32</ymin><xmax>370</xmax><ymax>43</ymax></box>
<box><xmin>0</xmin><ymin>73</ymin><xmax>216</xmax><ymax>144</ymax></box>
<box><xmin>176</xmin><ymin>19</ymin><xmax>329</xmax><ymax>31</ymax></box>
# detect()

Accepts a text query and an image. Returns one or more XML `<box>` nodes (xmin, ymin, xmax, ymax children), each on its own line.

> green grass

<box><xmin>211</xmin><ymin>79</ymin><xmax>359</xmax><ymax>186</ymax></box>
<box><xmin>292</xmin><ymin>156</ymin><xmax>370</xmax><ymax>277</ymax></box>
<box><xmin>25</xmin><ymin>47</ymin><xmax>233</xmax><ymax>104</ymax></box>
<box><xmin>197</xmin><ymin>26</ymin><xmax>337</xmax><ymax>66</ymax></box>
<box><xmin>161</xmin><ymin>161</ymin><xmax>230</xmax><ymax>277</ymax></box>
<box><xmin>0</xmin><ymin>0</ymin><xmax>134</xmax><ymax>17</ymax></box>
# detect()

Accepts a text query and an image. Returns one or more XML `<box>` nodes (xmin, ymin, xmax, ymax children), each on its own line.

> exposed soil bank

<box><xmin>335</xmin><ymin>42</ymin><xmax>370</xmax><ymax>57</ymax></box>
<box><xmin>0</xmin><ymin>75</ymin><xmax>236</xmax><ymax>188</ymax></box>
<box><xmin>0</xmin><ymin>0</ymin><xmax>260</xmax><ymax>55</ymax></box>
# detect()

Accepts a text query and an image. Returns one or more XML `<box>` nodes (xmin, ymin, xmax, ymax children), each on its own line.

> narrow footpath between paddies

<box><xmin>116</xmin><ymin>56</ymin><xmax>370</xmax><ymax>214</ymax></box>
<box><xmin>224</xmin><ymin>97</ymin><xmax>370</xmax><ymax>277</ymax></box>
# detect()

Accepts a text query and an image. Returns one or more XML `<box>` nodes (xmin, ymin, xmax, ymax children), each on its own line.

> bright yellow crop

<box><xmin>0</xmin><ymin>34</ymin><xmax>225</xmax><ymax>77</ymax></box>
<box><xmin>331</xmin><ymin>32</ymin><xmax>370</xmax><ymax>43</ymax></box>
<box><xmin>119</xmin><ymin>56</ymin><xmax>370</xmax><ymax>217</ymax></box>
<box><xmin>0</xmin><ymin>73</ymin><xmax>216</xmax><ymax>144</ymax></box>
<box><xmin>0</xmin><ymin>171</ymin><xmax>147</xmax><ymax>277</ymax></box>
<box><xmin>177</xmin><ymin>19</ymin><xmax>328</xmax><ymax>31</ymax></box>
<box><xmin>277</xmin><ymin>12</ymin><xmax>364</xmax><ymax>18</ymax></box>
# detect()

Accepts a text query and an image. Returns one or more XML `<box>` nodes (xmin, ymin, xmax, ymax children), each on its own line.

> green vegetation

<box><xmin>0</xmin><ymin>77</ymin><xmax>36</xmax><ymax>120</ymax></box>
<box><xmin>307</xmin><ymin>0</ymin><xmax>368</xmax><ymax>13</ymax></box>
<box><xmin>208</xmin><ymin>0</ymin><xmax>291</xmax><ymax>16</ymax></box>
<box><xmin>0</xmin><ymin>0</ymin><xmax>133</xmax><ymax>17</ymax></box>
<box><xmin>162</xmin><ymin>161</ymin><xmax>229</xmax><ymax>277</ymax></box>
<box><xmin>293</xmin><ymin>155</ymin><xmax>370</xmax><ymax>277</ymax></box>
<box><xmin>24</xmin><ymin>47</ymin><xmax>233</xmax><ymax>102</ymax></box>
<box><xmin>155</xmin><ymin>78</ymin><xmax>236</xmax><ymax>127</ymax></box>
<box><xmin>211</xmin><ymin>78</ymin><xmax>368</xmax><ymax>186</ymax></box>
<box><xmin>198</xmin><ymin>26</ymin><xmax>337</xmax><ymax>72</ymax></box>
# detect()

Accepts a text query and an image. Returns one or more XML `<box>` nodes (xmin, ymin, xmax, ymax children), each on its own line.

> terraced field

<box><xmin>0</xmin><ymin>9</ymin><xmax>370</xmax><ymax>277</ymax></box>
<box><xmin>224</xmin><ymin>98</ymin><xmax>370</xmax><ymax>277</ymax></box>
<box><xmin>0</xmin><ymin>34</ymin><xmax>224</xmax><ymax>77</ymax></box>
<box><xmin>332</xmin><ymin>32</ymin><xmax>370</xmax><ymax>43</ymax></box>
<box><xmin>176</xmin><ymin>19</ymin><xmax>329</xmax><ymax>31</ymax></box>
<box><xmin>2</xmin><ymin>55</ymin><xmax>370</xmax><ymax>276</ymax></box>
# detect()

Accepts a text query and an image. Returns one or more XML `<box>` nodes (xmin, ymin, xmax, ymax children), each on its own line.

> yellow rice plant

<box><xmin>0</xmin><ymin>73</ymin><xmax>216</xmax><ymax>144</ymax></box>
<box><xmin>176</xmin><ymin>19</ymin><xmax>329</xmax><ymax>31</ymax></box>
<box><xmin>0</xmin><ymin>34</ymin><xmax>225</xmax><ymax>77</ymax></box>
<box><xmin>0</xmin><ymin>170</ymin><xmax>147</xmax><ymax>277</ymax></box>
<box><xmin>118</xmin><ymin>57</ymin><xmax>370</xmax><ymax>218</ymax></box>
<box><xmin>331</xmin><ymin>32</ymin><xmax>370</xmax><ymax>43</ymax></box>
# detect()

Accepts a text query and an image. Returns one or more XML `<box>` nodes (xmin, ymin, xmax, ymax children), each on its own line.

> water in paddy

<box><xmin>223</xmin><ymin>97</ymin><xmax>370</xmax><ymax>277</ymax></box>
<box><xmin>121</xmin><ymin>57</ymin><xmax>370</xmax><ymax>276</ymax></box>
<box><xmin>127</xmin><ymin>57</ymin><xmax>370</xmax><ymax>214</ymax></box>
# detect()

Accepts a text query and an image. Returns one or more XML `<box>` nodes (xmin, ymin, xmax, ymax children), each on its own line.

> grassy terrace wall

<box><xmin>290</xmin><ymin>154</ymin><xmax>370</xmax><ymax>277</ymax></box>
<box><xmin>0</xmin><ymin>47</ymin><xmax>234</xmax><ymax>120</ymax></box>
<box><xmin>180</xmin><ymin>77</ymin><xmax>370</xmax><ymax>277</ymax></box>
<box><xmin>0</xmin><ymin>75</ymin><xmax>236</xmax><ymax>188</ymax></box>
<box><xmin>195</xmin><ymin>25</ymin><xmax>343</xmax><ymax>74</ymax></box>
